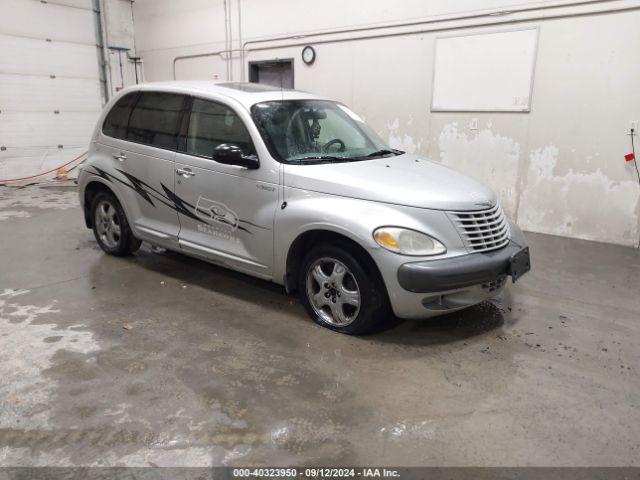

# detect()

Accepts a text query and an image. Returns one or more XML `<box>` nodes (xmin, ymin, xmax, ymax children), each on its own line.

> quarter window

<box><xmin>102</xmin><ymin>92</ymin><xmax>138</xmax><ymax>140</ymax></box>
<box><xmin>127</xmin><ymin>92</ymin><xmax>186</xmax><ymax>150</ymax></box>
<box><xmin>186</xmin><ymin>98</ymin><xmax>254</xmax><ymax>158</ymax></box>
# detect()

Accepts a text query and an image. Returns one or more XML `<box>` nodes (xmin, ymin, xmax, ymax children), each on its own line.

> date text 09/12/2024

<box><xmin>232</xmin><ymin>468</ymin><xmax>401</xmax><ymax>478</ymax></box>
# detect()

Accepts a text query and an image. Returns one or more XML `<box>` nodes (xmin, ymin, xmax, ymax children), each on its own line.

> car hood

<box><xmin>283</xmin><ymin>153</ymin><xmax>497</xmax><ymax>211</ymax></box>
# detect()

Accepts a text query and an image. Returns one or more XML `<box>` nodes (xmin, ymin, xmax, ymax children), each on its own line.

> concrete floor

<box><xmin>0</xmin><ymin>184</ymin><xmax>639</xmax><ymax>467</ymax></box>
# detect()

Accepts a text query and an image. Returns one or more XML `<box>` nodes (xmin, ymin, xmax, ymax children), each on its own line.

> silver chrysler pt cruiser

<box><xmin>78</xmin><ymin>81</ymin><xmax>530</xmax><ymax>335</ymax></box>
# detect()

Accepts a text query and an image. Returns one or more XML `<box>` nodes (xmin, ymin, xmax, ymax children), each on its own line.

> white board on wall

<box><xmin>431</xmin><ymin>28</ymin><xmax>538</xmax><ymax>112</ymax></box>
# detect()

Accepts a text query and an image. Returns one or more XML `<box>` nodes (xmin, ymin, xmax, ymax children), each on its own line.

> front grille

<box><xmin>448</xmin><ymin>203</ymin><xmax>510</xmax><ymax>253</ymax></box>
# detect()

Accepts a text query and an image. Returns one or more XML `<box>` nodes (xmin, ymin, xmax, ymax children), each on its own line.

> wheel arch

<box><xmin>284</xmin><ymin>228</ymin><xmax>385</xmax><ymax>295</ymax></box>
<box><xmin>83</xmin><ymin>179</ymin><xmax>122</xmax><ymax>228</ymax></box>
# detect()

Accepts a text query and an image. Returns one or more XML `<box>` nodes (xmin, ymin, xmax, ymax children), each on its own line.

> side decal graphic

<box><xmin>195</xmin><ymin>197</ymin><xmax>239</xmax><ymax>231</ymax></box>
<box><xmin>89</xmin><ymin>167</ymin><xmax>258</xmax><ymax>234</ymax></box>
<box><xmin>160</xmin><ymin>184</ymin><xmax>203</xmax><ymax>223</ymax></box>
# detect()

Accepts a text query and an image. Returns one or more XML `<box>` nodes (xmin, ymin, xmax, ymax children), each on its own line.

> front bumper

<box><xmin>383</xmin><ymin>224</ymin><xmax>529</xmax><ymax>319</ymax></box>
<box><xmin>397</xmin><ymin>240</ymin><xmax>528</xmax><ymax>293</ymax></box>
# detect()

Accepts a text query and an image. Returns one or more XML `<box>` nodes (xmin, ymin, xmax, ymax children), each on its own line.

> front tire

<box><xmin>298</xmin><ymin>244</ymin><xmax>390</xmax><ymax>335</ymax></box>
<box><xmin>91</xmin><ymin>191</ymin><xmax>141</xmax><ymax>256</ymax></box>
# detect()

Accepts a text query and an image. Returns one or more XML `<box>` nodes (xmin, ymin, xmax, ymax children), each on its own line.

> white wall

<box><xmin>134</xmin><ymin>0</ymin><xmax>639</xmax><ymax>245</ymax></box>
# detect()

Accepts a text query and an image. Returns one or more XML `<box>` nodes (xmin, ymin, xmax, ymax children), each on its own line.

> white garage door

<box><xmin>0</xmin><ymin>0</ymin><xmax>103</xmax><ymax>180</ymax></box>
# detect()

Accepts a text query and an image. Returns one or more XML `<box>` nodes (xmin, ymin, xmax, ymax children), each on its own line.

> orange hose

<box><xmin>0</xmin><ymin>151</ymin><xmax>87</xmax><ymax>184</ymax></box>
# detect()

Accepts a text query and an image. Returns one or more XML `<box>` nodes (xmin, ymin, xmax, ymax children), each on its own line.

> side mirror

<box><xmin>212</xmin><ymin>144</ymin><xmax>259</xmax><ymax>169</ymax></box>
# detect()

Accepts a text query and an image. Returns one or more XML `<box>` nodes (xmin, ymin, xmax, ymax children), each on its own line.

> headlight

<box><xmin>373</xmin><ymin>227</ymin><xmax>446</xmax><ymax>256</ymax></box>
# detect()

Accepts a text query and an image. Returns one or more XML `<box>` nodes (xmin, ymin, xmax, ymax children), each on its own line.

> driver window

<box><xmin>314</xmin><ymin>109</ymin><xmax>367</xmax><ymax>149</ymax></box>
<box><xmin>186</xmin><ymin>98</ymin><xmax>254</xmax><ymax>158</ymax></box>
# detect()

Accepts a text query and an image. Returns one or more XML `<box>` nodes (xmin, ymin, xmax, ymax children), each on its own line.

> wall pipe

<box><xmin>239</xmin><ymin>0</ymin><xmax>624</xmax><ymax>57</ymax></box>
<box><xmin>237</xmin><ymin>0</ymin><xmax>243</xmax><ymax>81</ymax></box>
<box><xmin>228</xmin><ymin>0</ymin><xmax>233</xmax><ymax>80</ymax></box>
<box><xmin>171</xmin><ymin>0</ymin><xmax>639</xmax><ymax>80</ymax></box>
<box><xmin>97</xmin><ymin>0</ymin><xmax>112</xmax><ymax>100</ymax></box>
<box><xmin>222</xmin><ymin>0</ymin><xmax>230</xmax><ymax>80</ymax></box>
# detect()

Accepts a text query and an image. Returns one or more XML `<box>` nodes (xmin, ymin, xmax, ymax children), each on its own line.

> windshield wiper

<box><xmin>291</xmin><ymin>149</ymin><xmax>404</xmax><ymax>163</ymax></box>
<box><xmin>292</xmin><ymin>155</ymin><xmax>346</xmax><ymax>163</ymax></box>
<box><xmin>364</xmin><ymin>149</ymin><xmax>404</xmax><ymax>158</ymax></box>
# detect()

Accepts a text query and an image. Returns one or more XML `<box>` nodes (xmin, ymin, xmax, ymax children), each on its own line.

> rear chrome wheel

<box><xmin>305</xmin><ymin>257</ymin><xmax>361</xmax><ymax>326</ymax></box>
<box><xmin>94</xmin><ymin>200</ymin><xmax>121</xmax><ymax>249</ymax></box>
<box><xmin>90</xmin><ymin>191</ymin><xmax>141</xmax><ymax>256</ymax></box>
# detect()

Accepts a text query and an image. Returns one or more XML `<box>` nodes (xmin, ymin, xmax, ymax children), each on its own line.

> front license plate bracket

<box><xmin>509</xmin><ymin>246</ymin><xmax>531</xmax><ymax>283</ymax></box>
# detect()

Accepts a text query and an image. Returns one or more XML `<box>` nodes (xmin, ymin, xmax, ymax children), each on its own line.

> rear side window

<box><xmin>186</xmin><ymin>98</ymin><xmax>254</xmax><ymax>158</ymax></box>
<box><xmin>102</xmin><ymin>92</ymin><xmax>138</xmax><ymax>140</ymax></box>
<box><xmin>127</xmin><ymin>92</ymin><xmax>186</xmax><ymax>150</ymax></box>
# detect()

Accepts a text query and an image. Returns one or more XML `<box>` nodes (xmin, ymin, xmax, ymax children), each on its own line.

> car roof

<box><xmin>133</xmin><ymin>81</ymin><xmax>328</xmax><ymax>109</ymax></box>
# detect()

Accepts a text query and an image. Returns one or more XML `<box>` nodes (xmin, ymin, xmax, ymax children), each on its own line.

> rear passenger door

<box><xmin>98</xmin><ymin>90</ymin><xmax>188</xmax><ymax>246</ymax></box>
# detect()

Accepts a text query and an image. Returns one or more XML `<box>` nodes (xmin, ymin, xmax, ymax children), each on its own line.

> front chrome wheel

<box><xmin>305</xmin><ymin>257</ymin><xmax>361</xmax><ymax>326</ymax></box>
<box><xmin>94</xmin><ymin>200</ymin><xmax>121</xmax><ymax>249</ymax></box>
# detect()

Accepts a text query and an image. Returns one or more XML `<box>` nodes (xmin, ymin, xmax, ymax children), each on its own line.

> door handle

<box><xmin>112</xmin><ymin>152</ymin><xmax>127</xmax><ymax>162</ymax></box>
<box><xmin>176</xmin><ymin>167</ymin><xmax>195</xmax><ymax>178</ymax></box>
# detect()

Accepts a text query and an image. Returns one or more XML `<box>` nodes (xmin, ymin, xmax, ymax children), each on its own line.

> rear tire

<box><xmin>298</xmin><ymin>243</ymin><xmax>390</xmax><ymax>335</ymax></box>
<box><xmin>90</xmin><ymin>191</ymin><xmax>141</xmax><ymax>256</ymax></box>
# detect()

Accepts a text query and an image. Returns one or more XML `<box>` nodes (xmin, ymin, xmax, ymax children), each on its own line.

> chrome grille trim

<box><xmin>448</xmin><ymin>203</ymin><xmax>510</xmax><ymax>253</ymax></box>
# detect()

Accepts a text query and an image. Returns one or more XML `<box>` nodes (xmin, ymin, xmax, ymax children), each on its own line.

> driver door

<box><xmin>173</xmin><ymin>97</ymin><xmax>278</xmax><ymax>278</ymax></box>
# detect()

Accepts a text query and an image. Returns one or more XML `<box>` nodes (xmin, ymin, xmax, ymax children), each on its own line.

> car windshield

<box><xmin>251</xmin><ymin>100</ymin><xmax>402</xmax><ymax>164</ymax></box>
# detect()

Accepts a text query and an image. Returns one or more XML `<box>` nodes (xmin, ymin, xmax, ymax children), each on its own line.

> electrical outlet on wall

<box><xmin>469</xmin><ymin>118</ymin><xmax>479</xmax><ymax>131</ymax></box>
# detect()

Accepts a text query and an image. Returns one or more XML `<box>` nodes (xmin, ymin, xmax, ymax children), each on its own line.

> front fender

<box><xmin>273</xmin><ymin>188</ymin><xmax>460</xmax><ymax>286</ymax></box>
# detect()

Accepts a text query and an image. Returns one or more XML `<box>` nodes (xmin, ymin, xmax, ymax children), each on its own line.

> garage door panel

<box><xmin>1</xmin><ymin>0</ymin><xmax>100</xmax><ymax>178</ymax></box>
<box><xmin>0</xmin><ymin>0</ymin><xmax>95</xmax><ymax>45</ymax></box>
<box><xmin>0</xmin><ymin>74</ymin><xmax>102</xmax><ymax>112</ymax></box>
<box><xmin>0</xmin><ymin>147</ymin><xmax>87</xmax><ymax>179</ymax></box>
<box><xmin>0</xmin><ymin>34</ymin><xmax>99</xmax><ymax>79</ymax></box>
<box><xmin>48</xmin><ymin>0</ymin><xmax>94</xmax><ymax>9</ymax></box>
<box><xmin>0</xmin><ymin>146</ymin><xmax>86</xmax><ymax>161</ymax></box>
<box><xmin>0</xmin><ymin>112</ymin><xmax>99</xmax><ymax>149</ymax></box>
